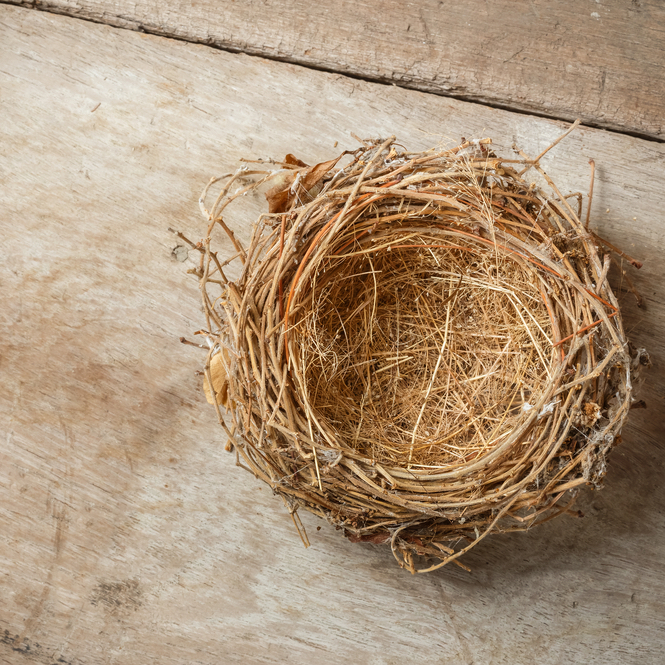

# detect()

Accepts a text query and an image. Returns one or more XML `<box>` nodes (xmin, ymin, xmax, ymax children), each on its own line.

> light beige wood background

<box><xmin>1</xmin><ymin>4</ymin><xmax>664</xmax><ymax>664</ymax></box>
<box><xmin>6</xmin><ymin>0</ymin><xmax>665</xmax><ymax>140</ymax></box>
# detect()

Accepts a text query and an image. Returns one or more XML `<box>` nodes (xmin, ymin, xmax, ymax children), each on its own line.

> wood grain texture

<box><xmin>5</xmin><ymin>0</ymin><xmax>665</xmax><ymax>141</ymax></box>
<box><xmin>1</xmin><ymin>5</ymin><xmax>664</xmax><ymax>664</ymax></box>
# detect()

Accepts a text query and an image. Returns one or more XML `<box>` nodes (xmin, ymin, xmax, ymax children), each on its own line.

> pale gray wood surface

<box><xmin>6</xmin><ymin>0</ymin><xmax>665</xmax><ymax>141</ymax></box>
<box><xmin>1</xmin><ymin>5</ymin><xmax>664</xmax><ymax>664</ymax></box>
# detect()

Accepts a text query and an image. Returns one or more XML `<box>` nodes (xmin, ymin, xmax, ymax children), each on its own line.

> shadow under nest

<box><xmin>190</xmin><ymin>128</ymin><xmax>645</xmax><ymax>573</ymax></box>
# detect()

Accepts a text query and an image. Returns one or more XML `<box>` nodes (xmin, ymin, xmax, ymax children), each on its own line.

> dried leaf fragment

<box><xmin>283</xmin><ymin>153</ymin><xmax>308</xmax><ymax>168</ymax></box>
<box><xmin>577</xmin><ymin>401</ymin><xmax>601</xmax><ymax>429</ymax></box>
<box><xmin>203</xmin><ymin>350</ymin><xmax>229</xmax><ymax>407</ymax></box>
<box><xmin>265</xmin><ymin>156</ymin><xmax>341</xmax><ymax>213</ymax></box>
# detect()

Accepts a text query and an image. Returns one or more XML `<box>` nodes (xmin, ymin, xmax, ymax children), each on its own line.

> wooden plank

<box><xmin>1</xmin><ymin>5</ymin><xmax>664</xmax><ymax>664</ymax></box>
<box><xmin>6</xmin><ymin>0</ymin><xmax>665</xmax><ymax>141</ymax></box>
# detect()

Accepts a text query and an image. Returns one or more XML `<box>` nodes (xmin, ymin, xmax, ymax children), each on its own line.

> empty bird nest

<box><xmin>188</xmin><ymin>126</ymin><xmax>647</xmax><ymax>573</ymax></box>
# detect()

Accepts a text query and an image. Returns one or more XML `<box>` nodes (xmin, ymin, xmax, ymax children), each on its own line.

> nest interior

<box><xmin>193</xmin><ymin>130</ymin><xmax>643</xmax><ymax>573</ymax></box>
<box><xmin>301</xmin><ymin>236</ymin><xmax>552</xmax><ymax>471</ymax></box>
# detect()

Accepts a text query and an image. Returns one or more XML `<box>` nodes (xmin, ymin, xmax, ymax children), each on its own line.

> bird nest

<box><xmin>191</xmin><ymin>129</ymin><xmax>644</xmax><ymax>573</ymax></box>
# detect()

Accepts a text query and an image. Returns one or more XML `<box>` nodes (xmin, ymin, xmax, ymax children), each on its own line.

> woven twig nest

<box><xmin>194</xmin><ymin>131</ymin><xmax>645</xmax><ymax>573</ymax></box>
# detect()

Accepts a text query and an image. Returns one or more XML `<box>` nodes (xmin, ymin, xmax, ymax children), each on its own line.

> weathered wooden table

<box><xmin>1</xmin><ymin>3</ymin><xmax>664</xmax><ymax>663</ymax></box>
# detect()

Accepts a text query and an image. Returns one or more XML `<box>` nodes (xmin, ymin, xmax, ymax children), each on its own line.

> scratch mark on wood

<box><xmin>16</xmin><ymin>499</ymin><xmax>69</xmax><ymax>648</ymax></box>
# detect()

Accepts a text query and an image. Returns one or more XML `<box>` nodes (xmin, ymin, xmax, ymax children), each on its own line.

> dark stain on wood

<box><xmin>90</xmin><ymin>579</ymin><xmax>143</xmax><ymax>616</ymax></box>
<box><xmin>1</xmin><ymin>629</ymin><xmax>75</xmax><ymax>665</ymax></box>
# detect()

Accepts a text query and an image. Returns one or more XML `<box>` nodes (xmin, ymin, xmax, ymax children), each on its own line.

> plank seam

<box><xmin>3</xmin><ymin>0</ymin><xmax>664</xmax><ymax>145</ymax></box>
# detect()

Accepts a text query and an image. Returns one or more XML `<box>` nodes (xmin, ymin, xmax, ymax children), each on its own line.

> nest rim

<box><xmin>195</xmin><ymin>129</ymin><xmax>637</xmax><ymax>573</ymax></box>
